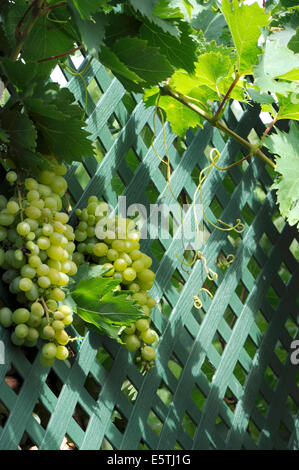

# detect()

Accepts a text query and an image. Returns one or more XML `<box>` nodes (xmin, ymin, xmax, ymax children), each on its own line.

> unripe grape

<box><xmin>12</xmin><ymin>308</ymin><xmax>30</xmax><ymax>324</ymax></box>
<box><xmin>124</xmin><ymin>323</ymin><xmax>136</xmax><ymax>335</ymax></box>
<box><xmin>55</xmin><ymin>329</ymin><xmax>69</xmax><ymax>345</ymax></box>
<box><xmin>141</xmin><ymin>346</ymin><xmax>156</xmax><ymax>361</ymax></box>
<box><xmin>41</xmin><ymin>342</ymin><xmax>57</xmax><ymax>359</ymax></box>
<box><xmin>19</xmin><ymin>277</ymin><xmax>33</xmax><ymax>292</ymax></box>
<box><xmin>51</xmin><ymin>288</ymin><xmax>65</xmax><ymax>301</ymax></box>
<box><xmin>0</xmin><ymin>307</ymin><xmax>13</xmax><ymax>328</ymax></box>
<box><xmin>114</xmin><ymin>258</ymin><xmax>127</xmax><ymax>272</ymax></box>
<box><xmin>7</xmin><ymin>201</ymin><xmax>19</xmax><ymax>214</ymax></box>
<box><xmin>135</xmin><ymin>319</ymin><xmax>150</xmax><ymax>332</ymax></box>
<box><xmin>14</xmin><ymin>323</ymin><xmax>29</xmax><ymax>339</ymax></box>
<box><xmin>140</xmin><ymin>328</ymin><xmax>156</xmax><ymax>344</ymax></box>
<box><xmin>6</xmin><ymin>171</ymin><xmax>17</xmax><ymax>184</ymax></box>
<box><xmin>56</xmin><ymin>345</ymin><xmax>69</xmax><ymax>360</ymax></box>
<box><xmin>123</xmin><ymin>268</ymin><xmax>136</xmax><ymax>282</ymax></box>
<box><xmin>17</xmin><ymin>221</ymin><xmax>31</xmax><ymax>236</ymax></box>
<box><xmin>43</xmin><ymin>325</ymin><xmax>55</xmax><ymax>340</ymax></box>
<box><xmin>124</xmin><ymin>334</ymin><xmax>140</xmax><ymax>352</ymax></box>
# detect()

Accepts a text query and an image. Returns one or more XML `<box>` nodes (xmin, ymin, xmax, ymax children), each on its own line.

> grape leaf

<box><xmin>140</xmin><ymin>20</ymin><xmax>197</xmax><ymax>73</ymax></box>
<box><xmin>191</xmin><ymin>4</ymin><xmax>227</xmax><ymax>44</ymax></box>
<box><xmin>112</xmin><ymin>37</ymin><xmax>174</xmax><ymax>86</ymax></box>
<box><xmin>0</xmin><ymin>59</ymin><xmax>38</xmax><ymax>92</ymax></box>
<box><xmin>277</xmin><ymin>93</ymin><xmax>299</xmax><ymax>120</ymax></box>
<box><xmin>68</xmin><ymin>3</ymin><xmax>107</xmax><ymax>57</ymax></box>
<box><xmin>0</xmin><ymin>127</ymin><xmax>9</xmax><ymax>144</ymax></box>
<box><xmin>159</xmin><ymin>94</ymin><xmax>204</xmax><ymax>136</ymax></box>
<box><xmin>0</xmin><ymin>110</ymin><xmax>37</xmax><ymax>151</ymax></box>
<box><xmin>69</xmin><ymin>0</ymin><xmax>111</xmax><ymax>19</ymax></box>
<box><xmin>222</xmin><ymin>0</ymin><xmax>270</xmax><ymax>75</ymax></box>
<box><xmin>254</xmin><ymin>38</ymin><xmax>299</xmax><ymax>95</ymax></box>
<box><xmin>264</xmin><ymin>123</ymin><xmax>299</xmax><ymax>226</ymax></box>
<box><xmin>128</xmin><ymin>0</ymin><xmax>180</xmax><ymax>38</ymax></box>
<box><xmin>71</xmin><ymin>274</ymin><xmax>145</xmax><ymax>327</ymax></box>
<box><xmin>288</xmin><ymin>27</ymin><xmax>299</xmax><ymax>53</ymax></box>
<box><xmin>153</xmin><ymin>0</ymin><xmax>184</xmax><ymax>19</ymax></box>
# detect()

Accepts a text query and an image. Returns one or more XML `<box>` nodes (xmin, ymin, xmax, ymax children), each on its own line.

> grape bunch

<box><xmin>74</xmin><ymin>196</ymin><xmax>159</xmax><ymax>368</ymax></box>
<box><xmin>0</xmin><ymin>163</ymin><xmax>78</xmax><ymax>366</ymax></box>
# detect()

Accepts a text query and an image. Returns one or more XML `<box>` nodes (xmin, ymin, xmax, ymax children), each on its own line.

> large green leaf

<box><xmin>69</xmin><ymin>0</ymin><xmax>112</xmax><ymax>19</ymax></box>
<box><xmin>288</xmin><ymin>27</ymin><xmax>299</xmax><ymax>53</ymax></box>
<box><xmin>68</xmin><ymin>3</ymin><xmax>107</xmax><ymax>57</ymax></box>
<box><xmin>277</xmin><ymin>93</ymin><xmax>299</xmax><ymax>121</ymax></box>
<box><xmin>112</xmin><ymin>37</ymin><xmax>174</xmax><ymax>86</ymax></box>
<box><xmin>264</xmin><ymin>123</ymin><xmax>299</xmax><ymax>227</ymax></box>
<box><xmin>128</xmin><ymin>0</ymin><xmax>180</xmax><ymax>38</ymax></box>
<box><xmin>222</xmin><ymin>0</ymin><xmax>270</xmax><ymax>75</ymax></box>
<box><xmin>140</xmin><ymin>20</ymin><xmax>197</xmax><ymax>73</ymax></box>
<box><xmin>254</xmin><ymin>38</ymin><xmax>299</xmax><ymax>95</ymax></box>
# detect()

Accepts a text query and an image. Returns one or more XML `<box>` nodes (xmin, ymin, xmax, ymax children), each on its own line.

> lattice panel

<box><xmin>0</xmin><ymin>55</ymin><xmax>298</xmax><ymax>450</ymax></box>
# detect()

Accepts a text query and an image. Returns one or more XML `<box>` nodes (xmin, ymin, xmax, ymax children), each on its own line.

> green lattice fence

<box><xmin>0</xmin><ymin>55</ymin><xmax>298</xmax><ymax>450</ymax></box>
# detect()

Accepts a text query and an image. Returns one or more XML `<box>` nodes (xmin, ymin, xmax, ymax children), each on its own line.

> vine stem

<box><xmin>38</xmin><ymin>45</ymin><xmax>84</xmax><ymax>63</ymax></box>
<box><xmin>10</xmin><ymin>0</ymin><xmax>45</xmax><ymax>61</ymax></box>
<box><xmin>40</xmin><ymin>296</ymin><xmax>50</xmax><ymax>324</ymax></box>
<box><xmin>261</xmin><ymin>116</ymin><xmax>278</xmax><ymax>141</ymax></box>
<box><xmin>212</xmin><ymin>73</ymin><xmax>241</xmax><ymax>122</ymax></box>
<box><xmin>159</xmin><ymin>85</ymin><xmax>276</xmax><ymax>170</ymax></box>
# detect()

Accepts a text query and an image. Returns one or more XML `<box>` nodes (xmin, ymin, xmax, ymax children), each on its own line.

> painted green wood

<box><xmin>0</xmin><ymin>55</ymin><xmax>298</xmax><ymax>450</ymax></box>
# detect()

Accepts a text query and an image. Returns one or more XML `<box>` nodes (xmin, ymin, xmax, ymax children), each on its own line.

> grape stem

<box><xmin>16</xmin><ymin>179</ymin><xmax>24</xmax><ymax>222</ymax></box>
<box><xmin>40</xmin><ymin>296</ymin><xmax>50</xmax><ymax>324</ymax></box>
<box><xmin>159</xmin><ymin>85</ymin><xmax>276</xmax><ymax>170</ymax></box>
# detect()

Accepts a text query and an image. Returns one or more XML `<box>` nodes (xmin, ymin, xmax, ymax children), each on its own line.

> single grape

<box><xmin>19</xmin><ymin>277</ymin><xmax>33</xmax><ymax>292</ymax></box>
<box><xmin>124</xmin><ymin>323</ymin><xmax>136</xmax><ymax>335</ymax></box>
<box><xmin>56</xmin><ymin>345</ymin><xmax>69</xmax><ymax>360</ymax></box>
<box><xmin>11</xmin><ymin>332</ymin><xmax>24</xmax><ymax>346</ymax></box>
<box><xmin>124</xmin><ymin>334</ymin><xmax>140</xmax><ymax>352</ymax></box>
<box><xmin>41</xmin><ymin>342</ymin><xmax>57</xmax><ymax>359</ymax></box>
<box><xmin>12</xmin><ymin>308</ymin><xmax>30</xmax><ymax>324</ymax></box>
<box><xmin>55</xmin><ymin>329</ymin><xmax>69</xmax><ymax>345</ymax></box>
<box><xmin>140</xmin><ymin>328</ymin><xmax>156</xmax><ymax>344</ymax></box>
<box><xmin>6</xmin><ymin>171</ymin><xmax>17</xmax><ymax>184</ymax></box>
<box><xmin>123</xmin><ymin>268</ymin><xmax>136</xmax><ymax>282</ymax></box>
<box><xmin>31</xmin><ymin>302</ymin><xmax>44</xmax><ymax>317</ymax></box>
<box><xmin>7</xmin><ymin>201</ymin><xmax>19</xmax><ymax>214</ymax></box>
<box><xmin>43</xmin><ymin>325</ymin><xmax>56</xmax><ymax>340</ymax></box>
<box><xmin>17</xmin><ymin>221</ymin><xmax>31</xmax><ymax>236</ymax></box>
<box><xmin>14</xmin><ymin>323</ymin><xmax>29</xmax><ymax>339</ymax></box>
<box><xmin>0</xmin><ymin>307</ymin><xmax>13</xmax><ymax>328</ymax></box>
<box><xmin>141</xmin><ymin>346</ymin><xmax>156</xmax><ymax>361</ymax></box>
<box><xmin>40</xmin><ymin>355</ymin><xmax>56</xmax><ymax>367</ymax></box>
<box><xmin>135</xmin><ymin>318</ymin><xmax>150</xmax><ymax>332</ymax></box>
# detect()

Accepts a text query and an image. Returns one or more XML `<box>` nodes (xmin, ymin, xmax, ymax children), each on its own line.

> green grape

<box><xmin>58</xmin><ymin>305</ymin><xmax>71</xmax><ymax>316</ymax></box>
<box><xmin>93</xmin><ymin>242</ymin><xmax>108</xmax><ymax>257</ymax></box>
<box><xmin>19</xmin><ymin>277</ymin><xmax>33</xmax><ymax>292</ymax></box>
<box><xmin>38</xmin><ymin>170</ymin><xmax>55</xmax><ymax>185</ymax></box>
<box><xmin>107</xmin><ymin>249</ymin><xmax>118</xmax><ymax>262</ymax></box>
<box><xmin>141</xmin><ymin>254</ymin><xmax>152</xmax><ymax>269</ymax></box>
<box><xmin>53</xmin><ymin>311</ymin><xmax>65</xmax><ymax>321</ymax></box>
<box><xmin>0</xmin><ymin>227</ymin><xmax>7</xmax><ymax>242</ymax></box>
<box><xmin>14</xmin><ymin>323</ymin><xmax>29</xmax><ymax>339</ymax></box>
<box><xmin>147</xmin><ymin>297</ymin><xmax>156</xmax><ymax>309</ymax></box>
<box><xmin>41</xmin><ymin>342</ymin><xmax>57</xmax><ymax>359</ymax></box>
<box><xmin>54</xmin><ymin>212</ymin><xmax>69</xmax><ymax>224</ymax></box>
<box><xmin>113</xmin><ymin>272</ymin><xmax>123</xmax><ymax>282</ymax></box>
<box><xmin>0</xmin><ymin>307</ymin><xmax>13</xmax><ymax>328</ymax></box>
<box><xmin>141</xmin><ymin>346</ymin><xmax>156</xmax><ymax>361</ymax></box>
<box><xmin>124</xmin><ymin>334</ymin><xmax>140</xmax><ymax>352</ymax></box>
<box><xmin>47</xmin><ymin>259</ymin><xmax>61</xmax><ymax>271</ymax></box>
<box><xmin>114</xmin><ymin>258</ymin><xmax>127</xmax><ymax>272</ymax></box>
<box><xmin>2</xmin><ymin>269</ymin><xmax>18</xmax><ymax>284</ymax></box>
<box><xmin>27</xmin><ymin>190</ymin><xmax>40</xmax><ymax>202</ymax></box>
<box><xmin>40</xmin><ymin>355</ymin><xmax>56</xmax><ymax>367</ymax></box>
<box><xmin>26</xmin><ymin>327</ymin><xmax>39</xmax><ymax>342</ymax></box>
<box><xmin>38</xmin><ymin>184</ymin><xmax>52</xmax><ymax>198</ymax></box>
<box><xmin>25</xmin><ymin>206</ymin><xmax>41</xmax><ymax>220</ymax></box>
<box><xmin>11</xmin><ymin>332</ymin><xmax>24</xmax><ymax>346</ymax></box>
<box><xmin>63</xmin><ymin>314</ymin><xmax>73</xmax><ymax>326</ymax></box>
<box><xmin>26</xmin><ymin>232</ymin><xmax>36</xmax><ymax>241</ymax></box>
<box><xmin>0</xmin><ymin>195</ymin><xmax>7</xmax><ymax>209</ymax></box>
<box><xmin>31</xmin><ymin>302</ymin><xmax>44</xmax><ymax>317</ymax></box>
<box><xmin>27</xmin><ymin>314</ymin><xmax>42</xmax><ymax>328</ymax></box>
<box><xmin>128</xmin><ymin>282</ymin><xmax>140</xmax><ymax>293</ymax></box>
<box><xmin>75</xmin><ymin>229</ymin><xmax>88</xmax><ymax>242</ymax></box>
<box><xmin>52</xmin><ymin>320</ymin><xmax>64</xmax><ymax>331</ymax></box>
<box><xmin>43</xmin><ymin>325</ymin><xmax>55</xmax><ymax>340</ymax></box>
<box><xmin>44</xmin><ymin>197</ymin><xmax>57</xmax><ymax>211</ymax></box>
<box><xmin>37</xmin><ymin>237</ymin><xmax>51</xmax><ymax>250</ymax></box>
<box><xmin>25</xmin><ymin>283</ymin><xmax>39</xmax><ymax>301</ymax></box>
<box><xmin>12</xmin><ymin>308</ymin><xmax>30</xmax><ymax>324</ymax></box>
<box><xmin>7</xmin><ymin>200</ymin><xmax>19</xmax><ymax>214</ymax></box>
<box><xmin>0</xmin><ymin>212</ymin><xmax>15</xmax><ymax>226</ymax></box>
<box><xmin>36</xmin><ymin>264</ymin><xmax>50</xmax><ymax>276</ymax></box>
<box><xmin>47</xmin><ymin>246</ymin><xmax>65</xmax><ymax>261</ymax></box>
<box><xmin>102</xmin><ymin>263</ymin><xmax>114</xmax><ymax>276</ymax></box>
<box><xmin>111</xmin><ymin>240</ymin><xmax>126</xmax><ymax>252</ymax></box>
<box><xmin>135</xmin><ymin>319</ymin><xmax>150</xmax><ymax>332</ymax></box>
<box><xmin>50</xmin><ymin>176</ymin><xmax>67</xmax><ymax>196</ymax></box>
<box><xmin>56</xmin><ymin>345</ymin><xmax>69</xmax><ymax>360</ymax></box>
<box><xmin>67</xmin><ymin>261</ymin><xmax>77</xmax><ymax>276</ymax></box>
<box><xmin>16</xmin><ymin>222</ymin><xmax>31</xmax><ymax>238</ymax></box>
<box><xmin>124</xmin><ymin>323</ymin><xmax>136</xmax><ymax>335</ymax></box>
<box><xmin>53</xmin><ymin>220</ymin><xmax>66</xmax><ymax>233</ymax></box>
<box><xmin>46</xmin><ymin>299</ymin><xmax>57</xmax><ymax>312</ymax></box>
<box><xmin>132</xmin><ymin>292</ymin><xmax>147</xmax><ymax>306</ymax></box>
<box><xmin>141</xmin><ymin>305</ymin><xmax>151</xmax><ymax>316</ymax></box>
<box><xmin>123</xmin><ymin>268</ymin><xmax>136</xmax><ymax>282</ymax></box>
<box><xmin>140</xmin><ymin>328</ymin><xmax>156</xmax><ymax>344</ymax></box>
<box><xmin>25</xmin><ymin>178</ymin><xmax>38</xmax><ymax>191</ymax></box>
<box><xmin>48</xmin><ymin>268</ymin><xmax>60</xmax><ymax>284</ymax></box>
<box><xmin>0</xmin><ymin>248</ymin><xmax>5</xmax><ymax>267</ymax></box>
<box><xmin>57</xmin><ymin>273</ymin><xmax>69</xmax><ymax>286</ymax></box>
<box><xmin>72</xmin><ymin>252</ymin><xmax>84</xmax><ymax>265</ymax></box>
<box><xmin>42</xmin><ymin>223</ymin><xmax>54</xmax><ymax>236</ymax></box>
<box><xmin>137</xmin><ymin>269</ymin><xmax>155</xmax><ymax>283</ymax></box>
<box><xmin>51</xmin><ymin>287</ymin><xmax>65</xmax><ymax>301</ymax></box>
<box><xmin>28</xmin><ymin>255</ymin><xmax>42</xmax><ymax>268</ymax></box>
<box><xmin>37</xmin><ymin>276</ymin><xmax>51</xmax><ymax>289</ymax></box>
<box><xmin>6</xmin><ymin>171</ymin><xmax>17</xmax><ymax>184</ymax></box>
<box><xmin>10</xmin><ymin>276</ymin><xmax>22</xmax><ymax>294</ymax></box>
<box><xmin>132</xmin><ymin>260</ymin><xmax>144</xmax><ymax>272</ymax></box>
<box><xmin>24</xmin><ymin>339</ymin><xmax>38</xmax><ymax>348</ymax></box>
<box><xmin>119</xmin><ymin>253</ymin><xmax>132</xmax><ymax>265</ymax></box>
